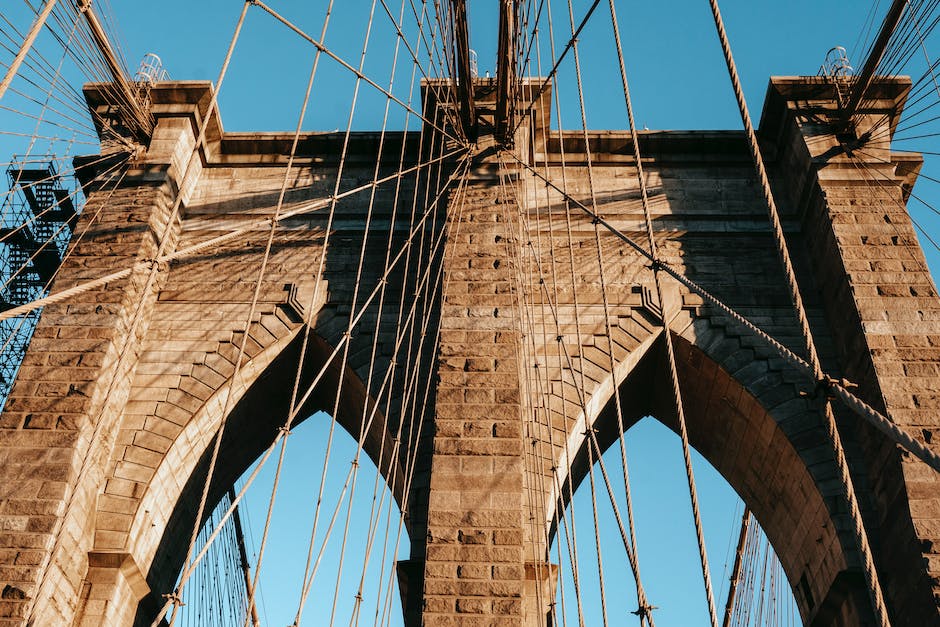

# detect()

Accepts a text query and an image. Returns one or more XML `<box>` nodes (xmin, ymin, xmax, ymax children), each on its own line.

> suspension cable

<box><xmin>705</xmin><ymin>1</ymin><xmax>891</xmax><ymax>623</ymax></box>
<box><xmin>250</xmin><ymin>0</ymin><xmax>464</xmax><ymax>147</ymax></box>
<box><xmin>0</xmin><ymin>146</ymin><xmax>464</xmax><ymax>323</ymax></box>
<box><xmin>0</xmin><ymin>0</ymin><xmax>58</xmax><ymax>101</ymax></box>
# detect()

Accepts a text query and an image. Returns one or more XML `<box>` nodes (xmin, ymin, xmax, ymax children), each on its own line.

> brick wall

<box><xmin>1</xmin><ymin>77</ymin><xmax>938</xmax><ymax>627</ymax></box>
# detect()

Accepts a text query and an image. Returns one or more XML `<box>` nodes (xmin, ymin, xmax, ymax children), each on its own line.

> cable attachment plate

<box><xmin>631</xmin><ymin>603</ymin><xmax>658</xmax><ymax>618</ymax></box>
<box><xmin>799</xmin><ymin>376</ymin><xmax>857</xmax><ymax>401</ymax></box>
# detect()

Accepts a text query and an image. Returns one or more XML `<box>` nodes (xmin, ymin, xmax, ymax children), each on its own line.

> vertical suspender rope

<box><xmin>543</xmin><ymin>1</ymin><xmax>589</xmax><ymax>619</ymax></box>
<box><xmin>348</xmin><ymin>0</ymin><xmax>428</xmax><ymax>617</ymax></box>
<box><xmin>525</xmin><ymin>39</ymin><xmax>573</xmax><ymax>621</ymax></box>
<box><xmin>368</xmin><ymin>13</ymin><xmax>446</xmax><ymax>617</ymax></box>
<box><xmin>560</xmin><ymin>0</ymin><xmax>618</xmax><ymax>616</ymax></box>
<box><xmin>497</xmin><ymin>164</ymin><xmax>554</xmax><ymax>623</ymax></box>
<box><xmin>602</xmin><ymin>0</ymin><xmax>720</xmax><ymax>623</ymax></box>
<box><xmin>320</xmin><ymin>3</ymin><xmax>399</xmax><ymax>621</ymax></box>
<box><xmin>721</xmin><ymin>508</ymin><xmax>750</xmax><ymax>627</ymax></box>
<box><xmin>704</xmin><ymin>1</ymin><xmax>891</xmax><ymax>624</ymax></box>
<box><xmin>530</xmin><ymin>27</ymin><xmax>581</xmax><ymax>623</ymax></box>
<box><xmin>240</xmin><ymin>1</ymin><xmax>339</xmax><ymax>622</ymax></box>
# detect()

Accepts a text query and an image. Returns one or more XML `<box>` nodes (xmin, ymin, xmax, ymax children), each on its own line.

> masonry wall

<box><xmin>417</xmin><ymin>172</ymin><xmax>529</xmax><ymax>623</ymax></box>
<box><xmin>1</xmin><ymin>77</ymin><xmax>939</xmax><ymax>627</ymax></box>
<box><xmin>763</xmin><ymin>77</ymin><xmax>940</xmax><ymax>625</ymax></box>
<box><xmin>0</xmin><ymin>151</ymin><xmax>182</xmax><ymax>625</ymax></box>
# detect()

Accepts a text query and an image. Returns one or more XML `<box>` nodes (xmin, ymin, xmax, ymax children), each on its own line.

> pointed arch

<box><xmin>91</xmin><ymin>322</ymin><xmax>407</xmax><ymax>624</ymax></box>
<box><xmin>545</xmin><ymin>320</ymin><xmax>854</xmax><ymax>625</ymax></box>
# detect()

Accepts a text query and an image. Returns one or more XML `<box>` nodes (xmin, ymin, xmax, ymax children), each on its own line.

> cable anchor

<box><xmin>799</xmin><ymin>376</ymin><xmax>856</xmax><ymax>401</ymax></box>
<box><xmin>631</xmin><ymin>603</ymin><xmax>658</xmax><ymax>618</ymax></box>
<box><xmin>161</xmin><ymin>591</ymin><xmax>185</xmax><ymax>607</ymax></box>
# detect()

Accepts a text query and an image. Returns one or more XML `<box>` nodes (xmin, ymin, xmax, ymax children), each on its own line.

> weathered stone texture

<box><xmin>0</xmin><ymin>76</ymin><xmax>937</xmax><ymax>627</ymax></box>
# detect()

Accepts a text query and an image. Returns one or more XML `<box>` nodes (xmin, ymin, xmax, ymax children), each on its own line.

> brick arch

<box><xmin>127</xmin><ymin>327</ymin><xmax>405</xmax><ymax>624</ymax></box>
<box><xmin>546</xmin><ymin>318</ymin><xmax>850</xmax><ymax>626</ymax></box>
<box><xmin>78</xmin><ymin>298</ymin><xmax>405</xmax><ymax>626</ymax></box>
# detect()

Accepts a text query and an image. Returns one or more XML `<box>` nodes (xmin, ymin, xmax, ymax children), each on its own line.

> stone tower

<box><xmin>0</xmin><ymin>76</ymin><xmax>938</xmax><ymax>627</ymax></box>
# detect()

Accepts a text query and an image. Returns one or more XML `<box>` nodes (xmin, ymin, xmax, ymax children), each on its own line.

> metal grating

<box><xmin>0</xmin><ymin>157</ymin><xmax>81</xmax><ymax>406</ymax></box>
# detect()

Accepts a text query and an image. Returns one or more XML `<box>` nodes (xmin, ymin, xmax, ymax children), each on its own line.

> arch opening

<box><xmin>545</xmin><ymin>333</ymin><xmax>849</xmax><ymax>626</ymax></box>
<box><xmin>550</xmin><ymin>416</ymin><xmax>802</xmax><ymax>626</ymax></box>
<box><xmin>172</xmin><ymin>412</ymin><xmax>410</xmax><ymax>627</ymax></box>
<box><xmin>131</xmin><ymin>329</ymin><xmax>411</xmax><ymax>626</ymax></box>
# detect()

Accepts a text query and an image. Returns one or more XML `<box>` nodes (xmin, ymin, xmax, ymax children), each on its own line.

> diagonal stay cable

<box><xmin>706</xmin><ymin>0</ymin><xmax>891</xmax><ymax>621</ymax></box>
<box><xmin>0</xmin><ymin>145</ymin><xmax>465</xmax><ymax>323</ymax></box>
<box><xmin>250</xmin><ymin>0</ymin><xmax>465</xmax><ymax>147</ymax></box>
<box><xmin>507</xmin><ymin>151</ymin><xmax>940</xmax><ymax>475</ymax></box>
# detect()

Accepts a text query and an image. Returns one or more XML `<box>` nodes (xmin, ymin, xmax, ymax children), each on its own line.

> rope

<box><xmin>339</xmin><ymin>0</ymin><xmax>421</xmax><ymax>617</ymax></box>
<box><xmin>493</xmin><ymin>162</ymin><xmax>544</xmax><ymax>615</ymax></box>
<box><xmin>239</xmin><ymin>0</ymin><xmax>341</xmax><ymax>620</ymax></box>
<box><xmin>705</xmin><ymin>0</ymin><xmax>890</xmax><ymax>623</ymax></box>
<box><xmin>251</xmin><ymin>0</ymin><xmax>464</xmax><ymax>147</ymax></box>
<box><xmin>519</xmin><ymin>56</ymin><xmax>567</xmax><ymax>623</ymax></box>
<box><xmin>584</xmin><ymin>437</ymin><xmax>611</xmax><ymax>627</ymax></box>
<box><xmin>0</xmin><ymin>145</ymin><xmax>465</xmax><ymax>323</ymax></box>
<box><xmin>342</xmin><ymin>147</ymin><xmax>469</xmax><ymax>624</ymax></box>
<box><xmin>375</xmin><ymin>0</ymin><xmax>463</xmax><ymax>135</ymax></box>
<box><xmin>497</xmin><ymin>170</ymin><xmax>545</xmax><ymax>618</ymax></box>
<box><xmin>317</xmin><ymin>4</ymin><xmax>385</xmax><ymax>622</ymax></box>
<box><xmin>530</xmin><ymin>25</ymin><xmax>583</xmax><ymax>625</ymax></box>
<box><xmin>361</xmin><ymin>16</ymin><xmax>455</xmax><ymax>619</ymax></box>
<box><xmin>558</xmin><ymin>0</ymin><xmax>720</xmax><ymax>621</ymax></box>
<box><xmin>298</xmin><ymin>156</ymin><xmax>470</xmax><ymax>615</ymax></box>
<box><xmin>508</xmin><ymin>152</ymin><xmax>940</xmax><ymax>474</ymax></box>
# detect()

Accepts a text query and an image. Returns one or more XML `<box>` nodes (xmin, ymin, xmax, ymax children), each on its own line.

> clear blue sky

<box><xmin>3</xmin><ymin>1</ymin><xmax>939</xmax><ymax>625</ymax></box>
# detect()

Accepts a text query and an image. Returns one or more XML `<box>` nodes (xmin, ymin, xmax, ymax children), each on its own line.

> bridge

<box><xmin>0</xmin><ymin>1</ymin><xmax>939</xmax><ymax>626</ymax></box>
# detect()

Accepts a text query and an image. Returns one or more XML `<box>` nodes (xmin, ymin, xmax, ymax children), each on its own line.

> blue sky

<box><xmin>3</xmin><ymin>1</ymin><xmax>940</xmax><ymax>625</ymax></box>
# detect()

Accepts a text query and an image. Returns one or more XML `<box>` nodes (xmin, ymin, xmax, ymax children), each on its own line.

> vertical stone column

<box><xmin>420</xmin><ymin>164</ymin><xmax>540</xmax><ymax>625</ymax></box>
<box><xmin>0</xmin><ymin>89</ymin><xmax>203</xmax><ymax>626</ymax></box>
<box><xmin>764</xmin><ymin>77</ymin><xmax>940</xmax><ymax>624</ymax></box>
